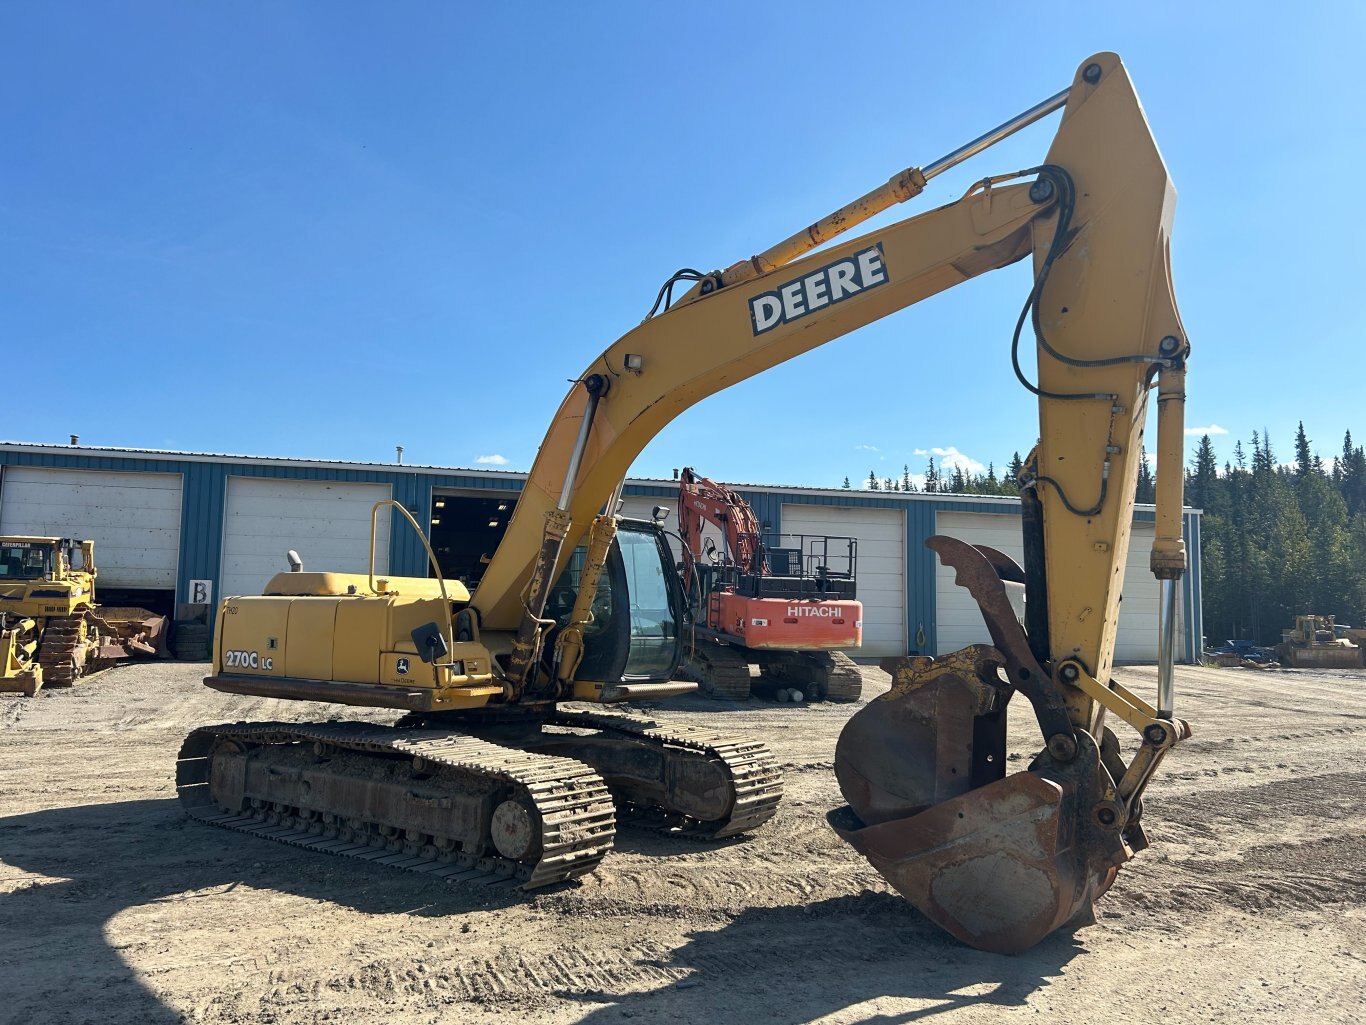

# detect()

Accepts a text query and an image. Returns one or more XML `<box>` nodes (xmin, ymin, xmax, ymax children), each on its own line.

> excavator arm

<box><xmin>471</xmin><ymin>52</ymin><xmax>1190</xmax><ymax>951</ymax></box>
<box><xmin>675</xmin><ymin>466</ymin><xmax>766</xmax><ymax>594</ymax></box>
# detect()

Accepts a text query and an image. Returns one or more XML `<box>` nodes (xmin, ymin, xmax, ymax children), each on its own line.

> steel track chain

<box><xmin>821</xmin><ymin>651</ymin><xmax>864</xmax><ymax>703</ymax></box>
<box><xmin>35</xmin><ymin>615</ymin><xmax>87</xmax><ymax>686</ymax></box>
<box><xmin>683</xmin><ymin>642</ymin><xmax>753</xmax><ymax>700</ymax></box>
<box><xmin>549</xmin><ymin>708</ymin><xmax>783</xmax><ymax>838</ymax></box>
<box><xmin>177</xmin><ymin>721</ymin><xmax>617</xmax><ymax>890</ymax></box>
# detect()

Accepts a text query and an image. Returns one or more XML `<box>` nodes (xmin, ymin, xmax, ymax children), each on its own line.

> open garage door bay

<box><xmin>220</xmin><ymin>478</ymin><xmax>391</xmax><ymax>599</ymax></box>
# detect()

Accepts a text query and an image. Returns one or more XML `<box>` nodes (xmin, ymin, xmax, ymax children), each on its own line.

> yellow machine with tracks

<box><xmin>180</xmin><ymin>52</ymin><xmax>1193</xmax><ymax>953</ymax></box>
<box><xmin>0</xmin><ymin>536</ymin><xmax>167</xmax><ymax>695</ymax></box>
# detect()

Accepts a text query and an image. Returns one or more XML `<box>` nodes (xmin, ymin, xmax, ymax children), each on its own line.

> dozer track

<box><xmin>35</xmin><ymin>615</ymin><xmax>91</xmax><ymax>687</ymax></box>
<box><xmin>176</xmin><ymin>722</ymin><xmax>617</xmax><ymax>889</ymax></box>
<box><xmin>545</xmin><ymin>709</ymin><xmax>784</xmax><ymax>838</ymax></box>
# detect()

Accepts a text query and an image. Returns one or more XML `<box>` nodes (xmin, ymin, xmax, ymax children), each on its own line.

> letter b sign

<box><xmin>189</xmin><ymin>579</ymin><xmax>213</xmax><ymax>604</ymax></box>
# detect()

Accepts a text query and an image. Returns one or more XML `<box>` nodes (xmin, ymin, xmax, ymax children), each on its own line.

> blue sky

<box><xmin>4</xmin><ymin>3</ymin><xmax>1363</xmax><ymax>487</ymax></box>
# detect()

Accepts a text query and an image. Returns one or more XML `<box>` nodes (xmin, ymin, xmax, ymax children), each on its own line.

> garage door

<box><xmin>781</xmin><ymin>504</ymin><xmax>905</xmax><ymax>657</ymax></box>
<box><xmin>933</xmin><ymin>511</ymin><xmax>1168</xmax><ymax>662</ymax></box>
<box><xmin>0</xmin><ymin>466</ymin><xmax>182</xmax><ymax>588</ymax></box>
<box><xmin>220</xmin><ymin>478</ymin><xmax>392</xmax><ymax>598</ymax></box>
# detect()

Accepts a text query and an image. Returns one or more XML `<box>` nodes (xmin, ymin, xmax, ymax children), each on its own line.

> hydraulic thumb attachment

<box><xmin>830</xmin><ymin>541</ymin><xmax>1169</xmax><ymax>954</ymax></box>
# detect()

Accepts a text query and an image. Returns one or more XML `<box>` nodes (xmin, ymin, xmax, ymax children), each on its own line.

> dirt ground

<box><xmin>2</xmin><ymin>661</ymin><xmax>1363</xmax><ymax>1025</ymax></box>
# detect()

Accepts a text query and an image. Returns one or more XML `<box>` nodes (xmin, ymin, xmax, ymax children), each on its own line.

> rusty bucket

<box><xmin>831</xmin><ymin>647</ymin><xmax>1119</xmax><ymax>954</ymax></box>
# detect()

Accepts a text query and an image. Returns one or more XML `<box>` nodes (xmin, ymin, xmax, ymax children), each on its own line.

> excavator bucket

<box><xmin>830</xmin><ymin>539</ymin><xmax>1127</xmax><ymax>953</ymax></box>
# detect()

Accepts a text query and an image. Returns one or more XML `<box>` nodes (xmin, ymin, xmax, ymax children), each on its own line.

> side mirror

<box><xmin>411</xmin><ymin>622</ymin><xmax>449</xmax><ymax>664</ymax></box>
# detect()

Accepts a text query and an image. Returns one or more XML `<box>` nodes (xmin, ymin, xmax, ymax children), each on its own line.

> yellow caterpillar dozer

<box><xmin>1277</xmin><ymin>614</ymin><xmax>1363</xmax><ymax>669</ymax></box>
<box><xmin>0</xmin><ymin>536</ymin><xmax>168</xmax><ymax>696</ymax></box>
<box><xmin>178</xmin><ymin>52</ymin><xmax>1191</xmax><ymax>953</ymax></box>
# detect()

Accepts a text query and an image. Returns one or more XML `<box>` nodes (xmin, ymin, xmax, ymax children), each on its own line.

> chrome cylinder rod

<box><xmin>700</xmin><ymin>84</ymin><xmax>1073</xmax><ymax>296</ymax></box>
<box><xmin>1157</xmin><ymin>578</ymin><xmax>1178</xmax><ymax>719</ymax></box>
<box><xmin>922</xmin><ymin>87</ymin><xmax>1070</xmax><ymax>181</ymax></box>
<box><xmin>558</xmin><ymin>374</ymin><xmax>608</xmax><ymax>510</ymax></box>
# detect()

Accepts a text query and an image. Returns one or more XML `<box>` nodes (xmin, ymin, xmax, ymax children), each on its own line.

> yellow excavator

<box><xmin>177</xmin><ymin>52</ymin><xmax>1190</xmax><ymax>953</ymax></box>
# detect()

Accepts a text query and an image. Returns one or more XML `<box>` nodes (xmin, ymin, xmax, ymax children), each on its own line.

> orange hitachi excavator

<box><xmin>675</xmin><ymin>466</ymin><xmax>863</xmax><ymax>702</ymax></box>
<box><xmin>180</xmin><ymin>53</ymin><xmax>1191</xmax><ymax>953</ymax></box>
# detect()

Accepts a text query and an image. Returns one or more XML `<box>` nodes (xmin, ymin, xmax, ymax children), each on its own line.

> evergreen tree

<box><xmin>1007</xmin><ymin>451</ymin><xmax>1024</xmax><ymax>485</ymax></box>
<box><xmin>1188</xmin><ymin>434</ymin><xmax>1219</xmax><ymax>513</ymax></box>
<box><xmin>1294</xmin><ymin>422</ymin><xmax>1313</xmax><ymax>478</ymax></box>
<box><xmin>1136</xmin><ymin>446</ymin><xmax>1155</xmax><ymax>504</ymax></box>
<box><xmin>841</xmin><ymin>476</ymin><xmax>852</xmax><ymax>490</ymax></box>
<box><xmin>835</xmin><ymin>424</ymin><xmax>1366</xmax><ymax>647</ymax></box>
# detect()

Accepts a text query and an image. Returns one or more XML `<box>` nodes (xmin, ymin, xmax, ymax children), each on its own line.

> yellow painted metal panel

<box><xmin>332</xmin><ymin>600</ymin><xmax>382</xmax><ymax>684</ymax></box>
<box><xmin>285</xmin><ymin>599</ymin><xmax>338</xmax><ymax>681</ymax></box>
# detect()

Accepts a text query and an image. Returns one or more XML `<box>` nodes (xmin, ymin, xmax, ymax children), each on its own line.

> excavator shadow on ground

<box><xmin>0</xmin><ymin>797</ymin><xmax>532</xmax><ymax>1024</ymax></box>
<box><xmin>562</xmin><ymin>892</ymin><xmax>1087</xmax><ymax>1025</ymax></box>
<box><xmin>0</xmin><ymin>799</ymin><xmax>1084</xmax><ymax>1024</ymax></box>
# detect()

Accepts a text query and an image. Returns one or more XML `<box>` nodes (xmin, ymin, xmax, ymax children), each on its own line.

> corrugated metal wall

<box><xmin>0</xmin><ymin>447</ymin><xmax>1201</xmax><ymax>658</ymax></box>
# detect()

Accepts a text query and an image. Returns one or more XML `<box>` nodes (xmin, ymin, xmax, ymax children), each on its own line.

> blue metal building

<box><xmin>0</xmin><ymin>442</ymin><xmax>1202</xmax><ymax>662</ymax></box>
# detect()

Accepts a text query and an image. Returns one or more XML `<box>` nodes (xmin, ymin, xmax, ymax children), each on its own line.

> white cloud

<box><xmin>854</xmin><ymin>444</ymin><xmax>879</xmax><ymax>452</ymax></box>
<box><xmin>912</xmin><ymin>448</ymin><xmax>928</xmax><ymax>456</ymax></box>
<box><xmin>922</xmin><ymin>446</ymin><xmax>986</xmax><ymax>475</ymax></box>
<box><xmin>476</xmin><ymin>454</ymin><xmax>509</xmax><ymax>465</ymax></box>
<box><xmin>1185</xmin><ymin>424</ymin><xmax>1229</xmax><ymax>437</ymax></box>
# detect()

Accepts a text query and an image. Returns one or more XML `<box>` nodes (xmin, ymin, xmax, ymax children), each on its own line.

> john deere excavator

<box><xmin>0</xmin><ymin>536</ymin><xmax>168</xmax><ymax>696</ymax></box>
<box><xmin>178</xmin><ymin>52</ymin><xmax>1191</xmax><ymax>953</ymax></box>
<box><xmin>675</xmin><ymin>466</ymin><xmax>864</xmax><ymax>702</ymax></box>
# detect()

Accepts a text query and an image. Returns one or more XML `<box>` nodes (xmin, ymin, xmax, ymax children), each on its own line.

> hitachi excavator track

<box><xmin>757</xmin><ymin>649</ymin><xmax>863</xmax><ymax>702</ymax></box>
<box><xmin>545</xmin><ymin>709</ymin><xmax>784</xmax><ymax>838</ymax></box>
<box><xmin>683</xmin><ymin>642</ymin><xmax>752</xmax><ymax>700</ymax></box>
<box><xmin>177</xmin><ymin>722</ymin><xmax>617</xmax><ymax>889</ymax></box>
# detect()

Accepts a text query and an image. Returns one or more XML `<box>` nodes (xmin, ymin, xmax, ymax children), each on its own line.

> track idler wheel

<box><xmin>830</xmin><ymin>647</ymin><xmax>1125</xmax><ymax>954</ymax></box>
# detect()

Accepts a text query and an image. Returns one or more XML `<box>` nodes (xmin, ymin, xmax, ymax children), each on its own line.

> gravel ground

<box><xmin>1</xmin><ymin>660</ymin><xmax>1363</xmax><ymax>1025</ymax></box>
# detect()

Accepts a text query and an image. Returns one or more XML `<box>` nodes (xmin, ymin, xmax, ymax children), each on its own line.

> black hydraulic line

<box><xmin>1019</xmin><ymin>482</ymin><xmax>1052</xmax><ymax>667</ymax></box>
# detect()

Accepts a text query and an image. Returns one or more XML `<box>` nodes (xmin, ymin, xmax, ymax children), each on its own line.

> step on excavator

<box><xmin>1</xmin><ymin>536</ymin><xmax>168</xmax><ymax>696</ymax></box>
<box><xmin>178</xmin><ymin>52</ymin><xmax>1191</xmax><ymax>953</ymax></box>
<box><xmin>674</xmin><ymin>466</ymin><xmax>863</xmax><ymax>702</ymax></box>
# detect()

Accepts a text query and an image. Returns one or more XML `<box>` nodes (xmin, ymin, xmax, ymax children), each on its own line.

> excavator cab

<box><xmin>544</xmin><ymin>518</ymin><xmax>685</xmax><ymax>683</ymax></box>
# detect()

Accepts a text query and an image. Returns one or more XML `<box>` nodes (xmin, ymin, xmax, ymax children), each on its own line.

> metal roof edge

<box><xmin>0</xmin><ymin>441</ymin><xmax>529</xmax><ymax>479</ymax></box>
<box><xmin>0</xmin><ymin>442</ymin><xmax>1200</xmax><ymax>514</ymax></box>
